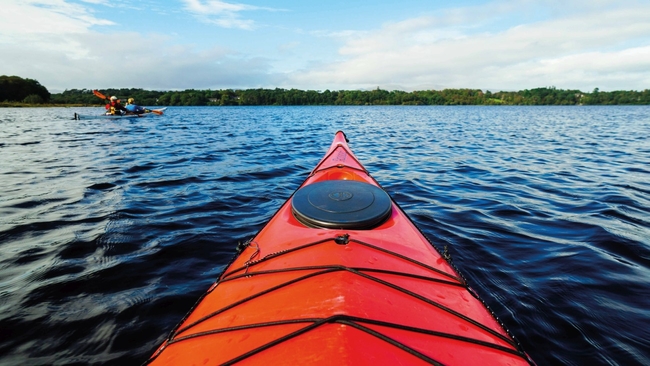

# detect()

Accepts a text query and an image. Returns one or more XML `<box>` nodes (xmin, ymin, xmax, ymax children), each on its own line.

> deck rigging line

<box><xmin>148</xmin><ymin>235</ymin><xmax>532</xmax><ymax>365</ymax></box>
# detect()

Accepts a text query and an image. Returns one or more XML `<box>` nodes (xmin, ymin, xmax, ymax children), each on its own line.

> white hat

<box><xmin>110</xmin><ymin>96</ymin><xmax>117</xmax><ymax>101</ymax></box>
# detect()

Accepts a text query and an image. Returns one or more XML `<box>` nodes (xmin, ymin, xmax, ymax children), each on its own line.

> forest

<box><xmin>2</xmin><ymin>75</ymin><xmax>650</xmax><ymax>106</ymax></box>
<box><xmin>49</xmin><ymin>86</ymin><xmax>650</xmax><ymax>106</ymax></box>
<box><xmin>0</xmin><ymin>75</ymin><xmax>51</xmax><ymax>104</ymax></box>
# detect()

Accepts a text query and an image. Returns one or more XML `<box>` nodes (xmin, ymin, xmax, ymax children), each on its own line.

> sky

<box><xmin>1</xmin><ymin>0</ymin><xmax>649</xmax><ymax>93</ymax></box>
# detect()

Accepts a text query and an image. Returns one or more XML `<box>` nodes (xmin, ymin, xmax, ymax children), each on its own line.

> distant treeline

<box><xmin>50</xmin><ymin>87</ymin><xmax>650</xmax><ymax>106</ymax></box>
<box><xmin>2</xmin><ymin>75</ymin><xmax>650</xmax><ymax>106</ymax></box>
<box><xmin>0</xmin><ymin>75</ymin><xmax>51</xmax><ymax>104</ymax></box>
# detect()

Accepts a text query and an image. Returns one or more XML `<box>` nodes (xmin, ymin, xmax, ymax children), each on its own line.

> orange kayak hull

<box><xmin>147</xmin><ymin>131</ymin><xmax>532</xmax><ymax>365</ymax></box>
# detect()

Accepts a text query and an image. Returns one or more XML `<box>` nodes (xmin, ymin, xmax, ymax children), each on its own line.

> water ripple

<box><xmin>0</xmin><ymin>106</ymin><xmax>649</xmax><ymax>365</ymax></box>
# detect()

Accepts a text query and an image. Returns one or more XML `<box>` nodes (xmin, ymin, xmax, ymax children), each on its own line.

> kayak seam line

<box><xmin>309</xmin><ymin>146</ymin><xmax>369</xmax><ymax>177</ymax></box>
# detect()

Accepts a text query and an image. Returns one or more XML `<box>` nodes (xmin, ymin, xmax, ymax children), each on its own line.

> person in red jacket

<box><xmin>106</xmin><ymin>96</ymin><xmax>127</xmax><ymax>115</ymax></box>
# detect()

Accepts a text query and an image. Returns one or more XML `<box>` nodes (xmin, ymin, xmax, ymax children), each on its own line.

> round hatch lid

<box><xmin>291</xmin><ymin>180</ymin><xmax>392</xmax><ymax>229</ymax></box>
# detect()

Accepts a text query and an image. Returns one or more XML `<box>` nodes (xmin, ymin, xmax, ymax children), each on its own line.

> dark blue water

<box><xmin>1</xmin><ymin>106</ymin><xmax>649</xmax><ymax>365</ymax></box>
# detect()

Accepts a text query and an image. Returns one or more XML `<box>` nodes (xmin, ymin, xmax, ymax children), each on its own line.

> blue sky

<box><xmin>1</xmin><ymin>0</ymin><xmax>649</xmax><ymax>93</ymax></box>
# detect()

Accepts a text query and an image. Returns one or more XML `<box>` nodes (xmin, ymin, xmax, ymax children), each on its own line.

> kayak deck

<box><xmin>147</xmin><ymin>131</ymin><xmax>533</xmax><ymax>365</ymax></box>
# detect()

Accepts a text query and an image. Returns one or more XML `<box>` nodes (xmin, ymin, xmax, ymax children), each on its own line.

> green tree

<box><xmin>23</xmin><ymin>94</ymin><xmax>44</xmax><ymax>104</ymax></box>
<box><xmin>169</xmin><ymin>92</ymin><xmax>181</xmax><ymax>106</ymax></box>
<box><xmin>0</xmin><ymin>75</ymin><xmax>50</xmax><ymax>102</ymax></box>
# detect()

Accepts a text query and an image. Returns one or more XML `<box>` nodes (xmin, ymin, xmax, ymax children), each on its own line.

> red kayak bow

<box><xmin>147</xmin><ymin>131</ymin><xmax>534</xmax><ymax>365</ymax></box>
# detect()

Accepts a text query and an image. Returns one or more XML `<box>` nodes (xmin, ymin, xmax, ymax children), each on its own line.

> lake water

<box><xmin>1</xmin><ymin>106</ymin><xmax>649</xmax><ymax>365</ymax></box>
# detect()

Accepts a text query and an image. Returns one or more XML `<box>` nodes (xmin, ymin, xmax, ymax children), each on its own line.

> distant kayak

<box><xmin>146</xmin><ymin>131</ymin><xmax>534</xmax><ymax>365</ymax></box>
<box><xmin>73</xmin><ymin>108</ymin><xmax>167</xmax><ymax>120</ymax></box>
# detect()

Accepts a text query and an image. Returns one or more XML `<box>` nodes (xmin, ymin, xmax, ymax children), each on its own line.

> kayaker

<box><xmin>107</xmin><ymin>96</ymin><xmax>127</xmax><ymax>115</ymax></box>
<box><xmin>125</xmin><ymin>98</ymin><xmax>147</xmax><ymax>114</ymax></box>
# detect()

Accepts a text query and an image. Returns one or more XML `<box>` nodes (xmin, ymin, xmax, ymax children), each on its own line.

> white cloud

<box><xmin>183</xmin><ymin>0</ymin><xmax>259</xmax><ymax>14</ymax></box>
<box><xmin>0</xmin><ymin>0</ymin><xmax>113</xmax><ymax>59</ymax></box>
<box><xmin>285</xmin><ymin>1</ymin><xmax>650</xmax><ymax>91</ymax></box>
<box><xmin>79</xmin><ymin>0</ymin><xmax>106</xmax><ymax>4</ymax></box>
<box><xmin>0</xmin><ymin>0</ymin><xmax>275</xmax><ymax>91</ymax></box>
<box><xmin>1</xmin><ymin>0</ymin><xmax>649</xmax><ymax>92</ymax></box>
<box><xmin>1</xmin><ymin>31</ymin><xmax>275</xmax><ymax>91</ymax></box>
<box><xmin>181</xmin><ymin>0</ymin><xmax>282</xmax><ymax>30</ymax></box>
<box><xmin>0</xmin><ymin>0</ymin><xmax>113</xmax><ymax>37</ymax></box>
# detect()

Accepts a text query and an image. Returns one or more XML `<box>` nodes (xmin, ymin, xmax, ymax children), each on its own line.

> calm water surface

<box><xmin>1</xmin><ymin>106</ymin><xmax>649</xmax><ymax>365</ymax></box>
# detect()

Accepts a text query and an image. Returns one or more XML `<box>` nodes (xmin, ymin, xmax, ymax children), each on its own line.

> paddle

<box><xmin>93</xmin><ymin>89</ymin><xmax>114</xmax><ymax>115</ymax></box>
<box><xmin>93</xmin><ymin>89</ymin><xmax>109</xmax><ymax>101</ymax></box>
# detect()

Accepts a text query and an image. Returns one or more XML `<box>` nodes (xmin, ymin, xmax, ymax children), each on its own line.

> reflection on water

<box><xmin>0</xmin><ymin>106</ymin><xmax>649</xmax><ymax>365</ymax></box>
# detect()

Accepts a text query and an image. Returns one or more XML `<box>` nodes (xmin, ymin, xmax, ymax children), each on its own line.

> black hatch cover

<box><xmin>291</xmin><ymin>180</ymin><xmax>392</xmax><ymax>229</ymax></box>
